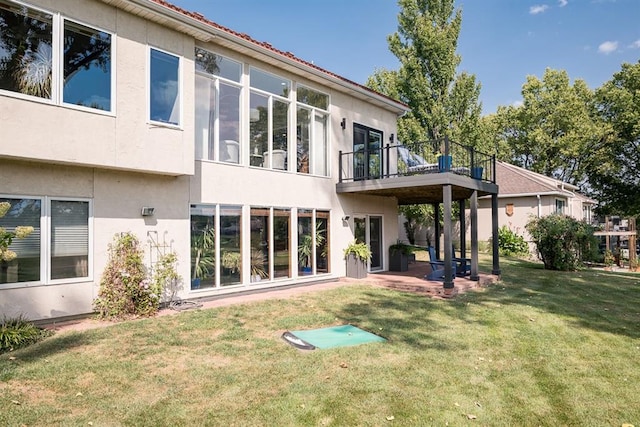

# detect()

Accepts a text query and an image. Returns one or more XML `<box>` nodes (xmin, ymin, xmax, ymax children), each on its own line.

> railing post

<box><xmin>339</xmin><ymin>150</ymin><xmax>343</xmax><ymax>183</ymax></box>
<box><xmin>385</xmin><ymin>143</ymin><xmax>390</xmax><ymax>178</ymax></box>
<box><xmin>492</xmin><ymin>155</ymin><xmax>496</xmax><ymax>184</ymax></box>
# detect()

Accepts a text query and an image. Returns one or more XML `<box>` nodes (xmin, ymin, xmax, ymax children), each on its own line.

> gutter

<box><xmin>120</xmin><ymin>0</ymin><xmax>409</xmax><ymax>115</ymax></box>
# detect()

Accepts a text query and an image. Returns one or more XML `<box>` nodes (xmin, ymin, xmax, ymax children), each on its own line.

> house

<box><xmin>0</xmin><ymin>0</ymin><xmax>500</xmax><ymax>321</ymax></box>
<box><xmin>474</xmin><ymin>161</ymin><xmax>597</xmax><ymax>243</ymax></box>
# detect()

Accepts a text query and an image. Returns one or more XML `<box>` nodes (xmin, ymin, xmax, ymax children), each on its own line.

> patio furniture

<box><xmin>452</xmin><ymin>246</ymin><xmax>471</xmax><ymax>277</ymax></box>
<box><xmin>425</xmin><ymin>246</ymin><xmax>456</xmax><ymax>281</ymax></box>
<box><xmin>398</xmin><ymin>146</ymin><xmax>438</xmax><ymax>174</ymax></box>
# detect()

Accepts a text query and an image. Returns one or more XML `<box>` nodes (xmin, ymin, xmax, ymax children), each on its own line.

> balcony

<box><xmin>337</xmin><ymin>138</ymin><xmax>498</xmax><ymax>204</ymax></box>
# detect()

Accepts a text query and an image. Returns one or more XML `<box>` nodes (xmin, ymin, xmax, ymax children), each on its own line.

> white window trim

<box><xmin>555</xmin><ymin>198</ymin><xmax>566</xmax><ymax>214</ymax></box>
<box><xmin>0</xmin><ymin>194</ymin><xmax>93</xmax><ymax>289</ymax></box>
<box><xmin>147</xmin><ymin>45</ymin><xmax>183</xmax><ymax>129</ymax></box>
<box><xmin>0</xmin><ymin>2</ymin><xmax>115</xmax><ymax>115</ymax></box>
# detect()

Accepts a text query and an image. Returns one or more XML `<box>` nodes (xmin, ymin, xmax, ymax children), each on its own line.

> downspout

<box><xmin>537</xmin><ymin>195</ymin><xmax>541</xmax><ymax>217</ymax></box>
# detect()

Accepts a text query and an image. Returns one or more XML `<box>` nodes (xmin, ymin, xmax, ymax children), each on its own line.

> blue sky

<box><xmin>170</xmin><ymin>0</ymin><xmax>640</xmax><ymax>115</ymax></box>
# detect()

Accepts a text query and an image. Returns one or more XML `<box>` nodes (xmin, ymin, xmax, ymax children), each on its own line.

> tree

<box><xmin>490</xmin><ymin>68</ymin><xmax>607</xmax><ymax>188</ymax></box>
<box><xmin>367</xmin><ymin>0</ymin><xmax>484</xmax><ymax>149</ymax></box>
<box><xmin>399</xmin><ymin>204</ymin><xmax>433</xmax><ymax>245</ymax></box>
<box><xmin>588</xmin><ymin>61</ymin><xmax>640</xmax><ymax>216</ymax></box>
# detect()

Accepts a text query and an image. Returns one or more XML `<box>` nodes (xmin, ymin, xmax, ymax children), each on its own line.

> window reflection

<box><xmin>150</xmin><ymin>48</ymin><xmax>180</xmax><ymax>125</ymax></box>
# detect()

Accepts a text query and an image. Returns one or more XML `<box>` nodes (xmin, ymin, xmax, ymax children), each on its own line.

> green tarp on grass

<box><xmin>282</xmin><ymin>324</ymin><xmax>386</xmax><ymax>350</ymax></box>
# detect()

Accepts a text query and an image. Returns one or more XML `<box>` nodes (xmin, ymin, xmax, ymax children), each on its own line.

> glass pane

<box><xmin>272</xmin><ymin>99</ymin><xmax>288</xmax><ymax>170</ymax></box>
<box><xmin>354</xmin><ymin>217</ymin><xmax>366</xmax><ymax>244</ymax></box>
<box><xmin>369</xmin><ymin>216</ymin><xmax>382</xmax><ymax>270</ymax></box>
<box><xmin>274</xmin><ymin>209</ymin><xmax>290</xmax><ymax>279</ymax></box>
<box><xmin>316</xmin><ymin>211</ymin><xmax>329</xmax><ymax>274</ymax></box>
<box><xmin>296</xmin><ymin>107</ymin><xmax>310</xmax><ymax>174</ymax></box>
<box><xmin>250</xmin><ymin>207</ymin><xmax>270</xmax><ymax>283</ymax></box>
<box><xmin>298</xmin><ymin>209</ymin><xmax>313</xmax><ymax>275</ymax></box>
<box><xmin>368</xmin><ymin>130</ymin><xmax>382</xmax><ymax>178</ymax></box>
<box><xmin>190</xmin><ymin>211</ymin><xmax>215</xmax><ymax>290</ymax></box>
<box><xmin>50</xmin><ymin>200</ymin><xmax>89</xmax><ymax>280</ymax></box>
<box><xmin>219</xmin><ymin>82</ymin><xmax>240</xmax><ymax>164</ymax></box>
<box><xmin>313</xmin><ymin>113</ymin><xmax>328</xmax><ymax>176</ymax></box>
<box><xmin>0</xmin><ymin>198</ymin><xmax>41</xmax><ymax>284</ymax></box>
<box><xmin>194</xmin><ymin>74</ymin><xmax>214</xmax><ymax>160</ymax></box>
<box><xmin>63</xmin><ymin>20</ymin><xmax>111</xmax><ymax>111</ymax></box>
<box><xmin>150</xmin><ymin>48</ymin><xmax>180</xmax><ymax>125</ymax></box>
<box><xmin>250</xmin><ymin>67</ymin><xmax>290</xmax><ymax>96</ymax></box>
<box><xmin>195</xmin><ymin>47</ymin><xmax>241</xmax><ymax>82</ymax></box>
<box><xmin>220</xmin><ymin>205</ymin><xmax>241</xmax><ymax>286</ymax></box>
<box><xmin>249</xmin><ymin>92</ymin><xmax>268</xmax><ymax>168</ymax></box>
<box><xmin>297</xmin><ymin>86</ymin><xmax>328</xmax><ymax>110</ymax></box>
<box><xmin>0</xmin><ymin>1</ymin><xmax>53</xmax><ymax>99</ymax></box>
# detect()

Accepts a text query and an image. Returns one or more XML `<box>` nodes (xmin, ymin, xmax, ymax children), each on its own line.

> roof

<box><xmin>98</xmin><ymin>0</ymin><xmax>409</xmax><ymax>115</ymax></box>
<box><xmin>495</xmin><ymin>161</ymin><xmax>597</xmax><ymax>204</ymax></box>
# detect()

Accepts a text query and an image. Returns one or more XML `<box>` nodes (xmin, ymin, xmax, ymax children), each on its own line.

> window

<box><xmin>195</xmin><ymin>48</ymin><xmax>242</xmax><ymax>163</ymax></box>
<box><xmin>150</xmin><ymin>48</ymin><xmax>180</xmax><ymax>125</ymax></box>
<box><xmin>250</xmin><ymin>67</ymin><xmax>291</xmax><ymax>170</ymax></box>
<box><xmin>63</xmin><ymin>20</ymin><xmax>112</xmax><ymax>111</ymax></box>
<box><xmin>297</xmin><ymin>209</ymin><xmax>330</xmax><ymax>276</ymax></box>
<box><xmin>0</xmin><ymin>1</ymin><xmax>113</xmax><ymax>112</ymax></box>
<box><xmin>296</xmin><ymin>86</ymin><xmax>329</xmax><ymax>176</ymax></box>
<box><xmin>0</xmin><ymin>196</ymin><xmax>91</xmax><ymax>286</ymax></box>
<box><xmin>555</xmin><ymin>199</ymin><xmax>565</xmax><ymax>214</ymax></box>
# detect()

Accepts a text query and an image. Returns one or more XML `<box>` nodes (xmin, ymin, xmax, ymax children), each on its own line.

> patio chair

<box><xmin>452</xmin><ymin>246</ymin><xmax>471</xmax><ymax>277</ymax></box>
<box><xmin>425</xmin><ymin>246</ymin><xmax>455</xmax><ymax>281</ymax></box>
<box><xmin>398</xmin><ymin>146</ymin><xmax>438</xmax><ymax>174</ymax></box>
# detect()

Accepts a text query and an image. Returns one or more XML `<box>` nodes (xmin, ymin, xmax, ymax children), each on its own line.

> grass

<box><xmin>1</xmin><ymin>255</ymin><xmax>639</xmax><ymax>426</ymax></box>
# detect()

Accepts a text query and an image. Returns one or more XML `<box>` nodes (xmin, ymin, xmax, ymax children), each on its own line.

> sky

<box><xmin>169</xmin><ymin>0</ymin><xmax>640</xmax><ymax>115</ymax></box>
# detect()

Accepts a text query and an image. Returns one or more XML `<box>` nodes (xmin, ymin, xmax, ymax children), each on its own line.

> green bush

<box><xmin>94</xmin><ymin>233</ymin><xmax>158</xmax><ymax>319</ymax></box>
<box><xmin>497</xmin><ymin>225</ymin><xmax>530</xmax><ymax>257</ymax></box>
<box><xmin>1</xmin><ymin>316</ymin><xmax>52</xmax><ymax>354</ymax></box>
<box><xmin>526</xmin><ymin>214</ymin><xmax>598</xmax><ymax>271</ymax></box>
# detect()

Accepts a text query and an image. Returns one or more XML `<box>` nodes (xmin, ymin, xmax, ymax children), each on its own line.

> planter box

<box><xmin>389</xmin><ymin>252</ymin><xmax>409</xmax><ymax>272</ymax></box>
<box><xmin>346</xmin><ymin>254</ymin><xmax>367</xmax><ymax>279</ymax></box>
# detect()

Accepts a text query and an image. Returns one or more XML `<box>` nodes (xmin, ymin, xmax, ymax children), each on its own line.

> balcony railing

<box><xmin>339</xmin><ymin>137</ymin><xmax>495</xmax><ymax>184</ymax></box>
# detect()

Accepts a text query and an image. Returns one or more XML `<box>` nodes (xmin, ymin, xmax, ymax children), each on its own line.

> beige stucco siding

<box><xmin>0</xmin><ymin>0</ymin><xmax>195</xmax><ymax>176</ymax></box>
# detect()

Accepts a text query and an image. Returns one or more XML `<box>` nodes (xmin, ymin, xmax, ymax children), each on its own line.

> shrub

<box><xmin>526</xmin><ymin>214</ymin><xmax>598</xmax><ymax>271</ymax></box>
<box><xmin>497</xmin><ymin>225</ymin><xmax>530</xmax><ymax>257</ymax></box>
<box><xmin>94</xmin><ymin>232</ymin><xmax>158</xmax><ymax>319</ymax></box>
<box><xmin>1</xmin><ymin>316</ymin><xmax>52</xmax><ymax>354</ymax></box>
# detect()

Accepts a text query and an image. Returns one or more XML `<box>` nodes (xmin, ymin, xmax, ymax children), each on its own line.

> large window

<box><xmin>0</xmin><ymin>196</ymin><xmax>91</xmax><ymax>286</ymax></box>
<box><xmin>195</xmin><ymin>48</ymin><xmax>242</xmax><ymax>163</ymax></box>
<box><xmin>150</xmin><ymin>48</ymin><xmax>180</xmax><ymax>126</ymax></box>
<box><xmin>297</xmin><ymin>209</ymin><xmax>329</xmax><ymax>276</ymax></box>
<box><xmin>250</xmin><ymin>67</ymin><xmax>290</xmax><ymax>170</ymax></box>
<box><xmin>297</xmin><ymin>86</ymin><xmax>329</xmax><ymax>176</ymax></box>
<box><xmin>0</xmin><ymin>1</ymin><xmax>113</xmax><ymax>112</ymax></box>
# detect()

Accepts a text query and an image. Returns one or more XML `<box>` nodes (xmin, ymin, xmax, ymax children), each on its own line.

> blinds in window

<box><xmin>1</xmin><ymin>198</ymin><xmax>41</xmax><ymax>257</ymax></box>
<box><xmin>51</xmin><ymin>200</ymin><xmax>89</xmax><ymax>257</ymax></box>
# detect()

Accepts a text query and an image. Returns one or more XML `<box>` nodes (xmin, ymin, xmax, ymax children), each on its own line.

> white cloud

<box><xmin>558</xmin><ymin>0</ymin><xmax>568</xmax><ymax>6</ymax></box>
<box><xmin>598</xmin><ymin>40</ymin><xmax>619</xmax><ymax>54</ymax></box>
<box><xmin>630</xmin><ymin>40</ymin><xmax>640</xmax><ymax>49</ymax></box>
<box><xmin>529</xmin><ymin>4</ymin><xmax>549</xmax><ymax>14</ymax></box>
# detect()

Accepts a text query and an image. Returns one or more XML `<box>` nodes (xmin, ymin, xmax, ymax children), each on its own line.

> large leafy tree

<box><xmin>366</xmin><ymin>0</ymin><xmax>484</xmax><ymax>150</ymax></box>
<box><xmin>589</xmin><ymin>61</ymin><xmax>640</xmax><ymax>216</ymax></box>
<box><xmin>489</xmin><ymin>68</ymin><xmax>607</xmax><ymax>188</ymax></box>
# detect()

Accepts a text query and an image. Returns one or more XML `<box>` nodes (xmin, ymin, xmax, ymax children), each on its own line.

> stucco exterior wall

<box><xmin>0</xmin><ymin>0</ymin><xmax>195</xmax><ymax>176</ymax></box>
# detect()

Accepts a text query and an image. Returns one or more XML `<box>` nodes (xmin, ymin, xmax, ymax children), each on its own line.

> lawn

<box><xmin>1</xmin><ymin>256</ymin><xmax>639</xmax><ymax>426</ymax></box>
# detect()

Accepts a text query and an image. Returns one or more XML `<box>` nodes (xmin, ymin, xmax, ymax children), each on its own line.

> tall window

<box><xmin>555</xmin><ymin>199</ymin><xmax>566</xmax><ymax>214</ymax></box>
<box><xmin>0</xmin><ymin>1</ymin><xmax>113</xmax><ymax>112</ymax></box>
<box><xmin>150</xmin><ymin>47</ymin><xmax>180</xmax><ymax>125</ymax></box>
<box><xmin>297</xmin><ymin>86</ymin><xmax>329</xmax><ymax>176</ymax></box>
<box><xmin>250</xmin><ymin>207</ymin><xmax>270</xmax><ymax>282</ymax></box>
<box><xmin>220</xmin><ymin>206</ymin><xmax>242</xmax><ymax>286</ymax></box>
<box><xmin>195</xmin><ymin>48</ymin><xmax>242</xmax><ymax>163</ymax></box>
<box><xmin>0</xmin><ymin>196</ymin><xmax>90</xmax><ymax>286</ymax></box>
<box><xmin>297</xmin><ymin>209</ymin><xmax>330</xmax><ymax>276</ymax></box>
<box><xmin>274</xmin><ymin>209</ymin><xmax>291</xmax><ymax>279</ymax></box>
<box><xmin>249</xmin><ymin>67</ymin><xmax>290</xmax><ymax>170</ymax></box>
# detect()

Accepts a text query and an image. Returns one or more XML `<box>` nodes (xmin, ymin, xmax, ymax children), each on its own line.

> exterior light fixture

<box><xmin>141</xmin><ymin>207</ymin><xmax>155</xmax><ymax>217</ymax></box>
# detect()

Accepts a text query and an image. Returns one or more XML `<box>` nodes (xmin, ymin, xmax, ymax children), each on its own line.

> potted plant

<box><xmin>389</xmin><ymin>240</ymin><xmax>413</xmax><ymax>272</ymax></box>
<box><xmin>221</xmin><ymin>251</ymin><xmax>241</xmax><ymax>274</ymax></box>
<box><xmin>298</xmin><ymin>223</ymin><xmax>326</xmax><ymax>275</ymax></box>
<box><xmin>250</xmin><ymin>249</ymin><xmax>268</xmax><ymax>282</ymax></box>
<box><xmin>191</xmin><ymin>225</ymin><xmax>215</xmax><ymax>289</ymax></box>
<box><xmin>343</xmin><ymin>240</ymin><xmax>372</xmax><ymax>279</ymax></box>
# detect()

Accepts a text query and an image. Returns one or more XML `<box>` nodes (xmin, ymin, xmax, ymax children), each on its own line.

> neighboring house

<box><xmin>0</xmin><ymin>0</ymin><xmax>411</xmax><ymax>321</ymax></box>
<box><xmin>475</xmin><ymin>161</ymin><xmax>597</xmax><ymax>243</ymax></box>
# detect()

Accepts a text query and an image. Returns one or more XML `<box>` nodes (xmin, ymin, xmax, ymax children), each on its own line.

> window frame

<box><xmin>148</xmin><ymin>45</ymin><xmax>182</xmax><ymax>128</ymax></box>
<box><xmin>555</xmin><ymin>198</ymin><xmax>566</xmax><ymax>214</ymax></box>
<box><xmin>0</xmin><ymin>194</ymin><xmax>93</xmax><ymax>289</ymax></box>
<box><xmin>0</xmin><ymin>1</ymin><xmax>116</xmax><ymax>115</ymax></box>
<box><xmin>194</xmin><ymin>48</ymin><xmax>244</xmax><ymax>163</ymax></box>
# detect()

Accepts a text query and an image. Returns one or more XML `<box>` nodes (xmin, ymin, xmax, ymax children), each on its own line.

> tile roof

<box><xmin>146</xmin><ymin>0</ymin><xmax>408</xmax><ymax>111</ymax></box>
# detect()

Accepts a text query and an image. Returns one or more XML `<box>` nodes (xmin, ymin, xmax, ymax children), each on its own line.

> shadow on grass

<box><xmin>331</xmin><ymin>257</ymin><xmax>640</xmax><ymax>349</ymax></box>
